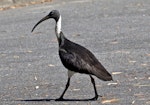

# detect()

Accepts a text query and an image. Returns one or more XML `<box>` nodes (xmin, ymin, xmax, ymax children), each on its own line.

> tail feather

<box><xmin>96</xmin><ymin>71</ymin><xmax>113</xmax><ymax>81</ymax></box>
<box><xmin>92</xmin><ymin>65</ymin><xmax>113</xmax><ymax>81</ymax></box>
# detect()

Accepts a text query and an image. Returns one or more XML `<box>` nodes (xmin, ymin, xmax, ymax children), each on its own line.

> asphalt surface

<box><xmin>0</xmin><ymin>0</ymin><xmax>150</xmax><ymax>105</ymax></box>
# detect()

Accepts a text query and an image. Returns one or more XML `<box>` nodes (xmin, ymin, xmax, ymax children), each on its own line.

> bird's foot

<box><xmin>55</xmin><ymin>97</ymin><xmax>64</xmax><ymax>101</ymax></box>
<box><xmin>90</xmin><ymin>95</ymin><xmax>101</xmax><ymax>101</ymax></box>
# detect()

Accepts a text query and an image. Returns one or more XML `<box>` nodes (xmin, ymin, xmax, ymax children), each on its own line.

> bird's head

<box><xmin>31</xmin><ymin>10</ymin><xmax>60</xmax><ymax>32</ymax></box>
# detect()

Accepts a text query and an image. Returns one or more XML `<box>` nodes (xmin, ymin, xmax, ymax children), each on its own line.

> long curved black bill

<box><xmin>31</xmin><ymin>15</ymin><xmax>50</xmax><ymax>32</ymax></box>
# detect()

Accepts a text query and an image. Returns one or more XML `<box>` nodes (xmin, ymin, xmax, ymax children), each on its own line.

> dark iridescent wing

<box><xmin>59</xmin><ymin>44</ymin><xmax>113</xmax><ymax>81</ymax></box>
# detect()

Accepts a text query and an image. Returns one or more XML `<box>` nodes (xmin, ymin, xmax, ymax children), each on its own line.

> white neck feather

<box><xmin>55</xmin><ymin>15</ymin><xmax>62</xmax><ymax>38</ymax></box>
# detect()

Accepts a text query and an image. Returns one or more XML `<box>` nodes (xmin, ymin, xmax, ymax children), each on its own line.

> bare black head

<box><xmin>31</xmin><ymin>10</ymin><xmax>60</xmax><ymax>32</ymax></box>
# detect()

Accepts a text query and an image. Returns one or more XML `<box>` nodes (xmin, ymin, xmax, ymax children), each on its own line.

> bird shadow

<box><xmin>17</xmin><ymin>98</ymin><xmax>98</xmax><ymax>102</ymax></box>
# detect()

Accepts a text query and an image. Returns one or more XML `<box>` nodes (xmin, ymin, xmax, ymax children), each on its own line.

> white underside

<box><xmin>68</xmin><ymin>70</ymin><xmax>75</xmax><ymax>78</ymax></box>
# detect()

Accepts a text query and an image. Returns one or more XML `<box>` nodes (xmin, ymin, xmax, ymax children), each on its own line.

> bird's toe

<box><xmin>55</xmin><ymin>97</ymin><xmax>64</xmax><ymax>101</ymax></box>
<box><xmin>90</xmin><ymin>95</ymin><xmax>99</xmax><ymax>101</ymax></box>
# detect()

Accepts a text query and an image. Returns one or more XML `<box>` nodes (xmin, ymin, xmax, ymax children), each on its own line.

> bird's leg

<box><xmin>89</xmin><ymin>75</ymin><xmax>99</xmax><ymax>100</ymax></box>
<box><xmin>56</xmin><ymin>70</ymin><xmax>74</xmax><ymax>101</ymax></box>
<box><xmin>56</xmin><ymin>77</ymin><xmax>71</xmax><ymax>100</ymax></box>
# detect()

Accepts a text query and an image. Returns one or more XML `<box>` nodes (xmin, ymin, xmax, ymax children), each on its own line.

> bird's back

<box><xmin>59</xmin><ymin>36</ymin><xmax>113</xmax><ymax>81</ymax></box>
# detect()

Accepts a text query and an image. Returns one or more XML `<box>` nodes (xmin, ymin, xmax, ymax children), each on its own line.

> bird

<box><xmin>31</xmin><ymin>10</ymin><xmax>113</xmax><ymax>101</ymax></box>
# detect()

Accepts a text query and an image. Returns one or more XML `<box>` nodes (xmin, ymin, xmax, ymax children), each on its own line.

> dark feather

<box><xmin>59</xmin><ymin>33</ymin><xmax>113</xmax><ymax>81</ymax></box>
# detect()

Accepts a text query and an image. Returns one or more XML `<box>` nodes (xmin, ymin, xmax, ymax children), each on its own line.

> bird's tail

<box><xmin>93</xmin><ymin>68</ymin><xmax>113</xmax><ymax>81</ymax></box>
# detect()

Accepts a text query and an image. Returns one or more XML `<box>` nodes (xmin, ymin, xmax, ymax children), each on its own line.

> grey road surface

<box><xmin>0</xmin><ymin>0</ymin><xmax>150</xmax><ymax>105</ymax></box>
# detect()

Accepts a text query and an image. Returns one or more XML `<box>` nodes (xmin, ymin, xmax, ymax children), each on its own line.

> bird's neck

<box><xmin>55</xmin><ymin>15</ymin><xmax>62</xmax><ymax>40</ymax></box>
<box><xmin>58</xmin><ymin>32</ymin><xmax>65</xmax><ymax>46</ymax></box>
<box><xmin>55</xmin><ymin>15</ymin><xmax>66</xmax><ymax>46</ymax></box>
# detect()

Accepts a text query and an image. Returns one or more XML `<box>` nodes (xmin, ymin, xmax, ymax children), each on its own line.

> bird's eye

<box><xmin>50</xmin><ymin>11</ymin><xmax>54</xmax><ymax>15</ymax></box>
